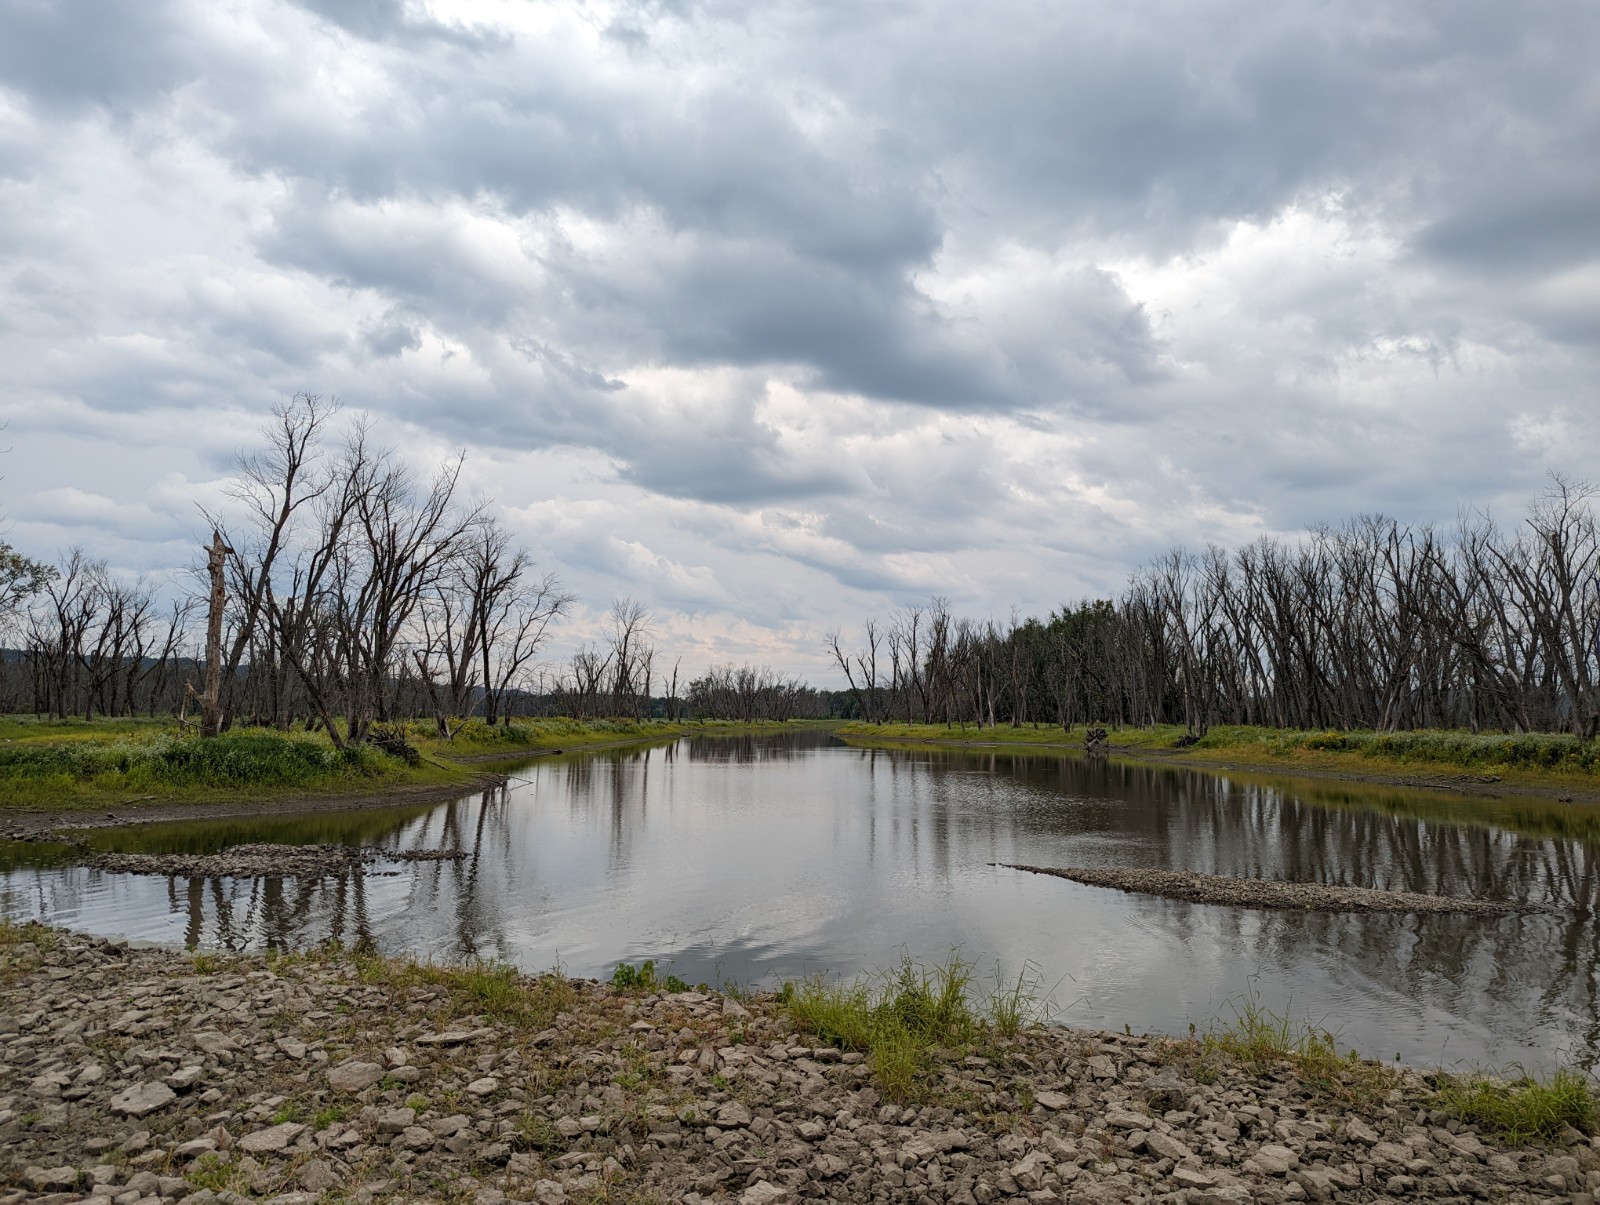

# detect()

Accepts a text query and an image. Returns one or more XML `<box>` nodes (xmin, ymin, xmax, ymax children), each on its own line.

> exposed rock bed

<box><xmin>3</xmin><ymin>926</ymin><xmax>1594</xmax><ymax>1205</ymax></box>
<box><xmin>87</xmin><ymin>844</ymin><xmax>467</xmax><ymax>879</ymax></box>
<box><xmin>1004</xmin><ymin>866</ymin><xmax>1528</xmax><ymax>915</ymax></box>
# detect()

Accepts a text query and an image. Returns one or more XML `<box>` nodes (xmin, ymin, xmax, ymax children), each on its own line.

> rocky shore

<box><xmin>1002</xmin><ymin>866</ymin><xmax>1528</xmax><ymax>915</ymax></box>
<box><xmin>87</xmin><ymin>845</ymin><xmax>468</xmax><ymax>879</ymax></box>
<box><xmin>2</xmin><ymin>925</ymin><xmax>1593</xmax><ymax>1205</ymax></box>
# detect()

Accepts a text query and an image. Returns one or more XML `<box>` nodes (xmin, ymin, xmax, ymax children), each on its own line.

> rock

<box><xmin>165</xmin><ymin>1064</ymin><xmax>204</xmax><ymax>1090</ymax></box>
<box><xmin>175</xmin><ymin>1137</ymin><xmax>218</xmax><ymax>1159</ymax></box>
<box><xmin>724</xmin><ymin>996</ymin><xmax>752</xmax><ymax>1020</ymax></box>
<box><xmin>1344</xmin><ymin>1117</ymin><xmax>1380</xmax><ymax>1146</ymax></box>
<box><xmin>1254</xmin><ymin>1143</ymin><xmax>1299</xmax><ymax>1176</ymax></box>
<box><xmin>1172</xmin><ymin>1167</ymin><xmax>1216</xmax><ymax>1189</ymax></box>
<box><xmin>238</xmin><ymin>1122</ymin><xmax>307</xmax><ymax>1153</ymax></box>
<box><xmin>326</xmin><ymin>1060</ymin><xmax>385</xmax><ymax>1091</ymax></box>
<box><xmin>1011</xmin><ymin>1150</ymin><xmax>1053</xmax><ymax>1191</ymax></box>
<box><xmin>467</xmin><ymin>1076</ymin><xmax>499</xmax><ymax>1096</ymax></box>
<box><xmin>24</xmin><ymin>1167</ymin><xmax>78</xmax><ymax>1192</ymax></box>
<box><xmin>1087</xmin><ymin>1055</ymin><xmax>1118</xmax><ymax>1080</ymax></box>
<box><xmin>1034</xmin><ymin>1090</ymin><xmax>1071</xmax><ymax>1110</ymax></box>
<box><xmin>530</xmin><ymin>1180</ymin><xmax>567</xmax><ymax>1204</ymax></box>
<box><xmin>399</xmin><ymin>1125</ymin><xmax>436</xmax><ymax>1150</ymax></box>
<box><xmin>1144</xmin><ymin>1131</ymin><xmax>1192</xmax><ymax>1162</ymax></box>
<box><xmin>109</xmin><ymin>1081</ymin><xmax>177</xmax><ymax>1118</ymax></box>
<box><xmin>1103</xmin><ymin>1107</ymin><xmax>1148</xmax><ymax>1130</ymax></box>
<box><xmin>377</xmin><ymin>1107</ymin><xmax>416</xmax><ymax>1134</ymax></box>
<box><xmin>297</xmin><ymin>1159</ymin><xmax>339</xmax><ymax>1193</ymax></box>
<box><xmin>741</xmin><ymin>1183</ymin><xmax>791</xmax><ymax>1205</ymax></box>
<box><xmin>275</xmin><ymin>1038</ymin><xmax>307</xmax><ymax>1059</ymax></box>
<box><xmin>716</xmin><ymin>1099</ymin><xmax>753</xmax><ymax>1128</ymax></box>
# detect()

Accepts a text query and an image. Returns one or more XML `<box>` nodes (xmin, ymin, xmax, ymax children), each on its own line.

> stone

<box><xmin>399</xmin><ymin>1125</ymin><xmax>436</xmax><ymax>1150</ymax></box>
<box><xmin>326</xmin><ymin>1060</ymin><xmax>385</xmax><ymax>1092</ymax></box>
<box><xmin>25</xmin><ymin>1167</ymin><xmax>78</xmax><ymax>1192</ymax></box>
<box><xmin>1103</xmin><ymin>1107</ymin><xmax>1148</xmax><ymax>1130</ymax></box>
<box><xmin>530</xmin><ymin>1180</ymin><xmax>567</xmax><ymax>1204</ymax></box>
<box><xmin>165</xmin><ymin>1065</ymin><xmax>204</xmax><ymax>1090</ymax></box>
<box><xmin>467</xmin><ymin>1076</ymin><xmax>499</xmax><ymax>1096</ymax></box>
<box><xmin>1010</xmin><ymin>1150</ymin><xmax>1053</xmax><ymax>1191</ymax></box>
<box><xmin>109</xmin><ymin>1081</ymin><xmax>177</xmax><ymax>1118</ymax></box>
<box><xmin>1344</xmin><ymin>1118</ymin><xmax>1380</xmax><ymax>1146</ymax></box>
<box><xmin>716</xmin><ymin>1099</ymin><xmax>753</xmax><ymax>1128</ymax></box>
<box><xmin>1171</xmin><ymin>1167</ymin><xmax>1216</xmax><ymax>1189</ymax></box>
<box><xmin>1087</xmin><ymin>1055</ymin><xmax>1118</xmax><ymax>1080</ymax></box>
<box><xmin>377</xmin><ymin>1107</ymin><xmax>416</xmax><ymax>1134</ymax></box>
<box><xmin>724</xmin><ymin>996</ymin><xmax>752</xmax><ymax>1020</ymax></box>
<box><xmin>1254</xmin><ymin>1144</ymin><xmax>1298</xmax><ymax>1176</ymax></box>
<box><xmin>238</xmin><ymin>1122</ymin><xmax>307</xmax><ymax>1153</ymax></box>
<box><xmin>297</xmin><ymin>1159</ymin><xmax>339</xmax><ymax>1193</ymax></box>
<box><xmin>1144</xmin><ymin>1131</ymin><xmax>1192</xmax><ymax>1162</ymax></box>
<box><xmin>1034</xmin><ymin>1090</ymin><xmax>1071</xmax><ymax>1111</ymax></box>
<box><xmin>741</xmin><ymin>1183</ymin><xmax>791</xmax><ymax>1205</ymax></box>
<box><xmin>175</xmin><ymin>1137</ymin><xmax>219</xmax><ymax>1159</ymax></box>
<box><xmin>275</xmin><ymin>1038</ymin><xmax>307</xmax><ymax>1059</ymax></box>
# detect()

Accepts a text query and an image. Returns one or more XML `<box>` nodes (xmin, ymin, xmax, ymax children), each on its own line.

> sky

<box><xmin>1</xmin><ymin>0</ymin><xmax>1596</xmax><ymax>683</ymax></box>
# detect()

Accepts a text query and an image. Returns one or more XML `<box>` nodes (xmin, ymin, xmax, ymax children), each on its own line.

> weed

<box><xmin>782</xmin><ymin>950</ymin><xmax>982</xmax><ymax>1102</ymax></box>
<box><xmin>984</xmin><ymin>960</ymin><xmax>1053</xmax><ymax>1037</ymax></box>
<box><xmin>1434</xmin><ymin>1069</ymin><xmax>1595</xmax><ymax>1144</ymax></box>
<box><xmin>313</xmin><ymin>1104</ymin><xmax>347</xmax><ymax>1129</ymax></box>
<box><xmin>191</xmin><ymin>952</ymin><xmax>223</xmax><ymax>975</ymax></box>
<box><xmin>518</xmin><ymin>1112</ymin><xmax>565</xmax><ymax>1155</ymax></box>
<box><xmin>271</xmin><ymin>1101</ymin><xmax>304</xmax><ymax>1125</ymax></box>
<box><xmin>610</xmin><ymin>960</ymin><xmax>690</xmax><ymax>993</ymax></box>
<box><xmin>187</xmin><ymin>1153</ymin><xmax>246</xmax><ymax>1193</ymax></box>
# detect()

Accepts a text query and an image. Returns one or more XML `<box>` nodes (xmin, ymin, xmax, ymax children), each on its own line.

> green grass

<box><xmin>781</xmin><ymin>952</ymin><xmax>1050</xmax><ymax>1102</ymax></box>
<box><xmin>1434</xmin><ymin>1069</ymin><xmax>1595</xmax><ymax>1144</ymax></box>
<box><xmin>837</xmin><ymin>721</ymin><xmax>1600</xmax><ymax>785</ymax></box>
<box><xmin>610</xmin><ymin>960</ymin><xmax>691</xmax><ymax>993</ymax></box>
<box><xmin>351</xmin><ymin>952</ymin><xmax>577</xmax><ymax>1029</ymax></box>
<box><xmin>414</xmin><ymin>716</ymin><xmax>689</xmax><ymax>757</ymax></box>
<box><xmin>1160</xmin><ymin>994</ymin><xmax>1402</xmax><ymax>1106</ymax></box>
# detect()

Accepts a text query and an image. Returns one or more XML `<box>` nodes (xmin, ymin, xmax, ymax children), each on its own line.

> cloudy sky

<box><xmin>1</xmin><ymin>0</ymin><xmax>1596</xmax><ymax>681</ymax></box>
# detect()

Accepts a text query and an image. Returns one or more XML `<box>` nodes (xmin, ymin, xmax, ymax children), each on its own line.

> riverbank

<box><xmin>834</xmin><ymin>722</ymin><xmax>1600</xmax><ymax>805</ymax></box>
<box><xmin>1</xmin><ymin>924</ymin><xmax>1592</xmax><ymax>1205</ymax></box>
<box><xmin>0</xmin><ymin>717</ymin><xmax>800</xmax><ymax>834</ymax></box>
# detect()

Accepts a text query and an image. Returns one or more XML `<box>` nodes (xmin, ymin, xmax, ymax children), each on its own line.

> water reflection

<box><xmin>1</xmin><ymin>732</ymin><xmax>1596</xmax><ymax>1070</ymax></box>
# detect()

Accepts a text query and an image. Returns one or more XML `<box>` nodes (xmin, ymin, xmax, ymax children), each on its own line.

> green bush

<box><xmin>0</xmin><ymin>730</ymin><xmax>390</xmax><ymax>789</ymax></box>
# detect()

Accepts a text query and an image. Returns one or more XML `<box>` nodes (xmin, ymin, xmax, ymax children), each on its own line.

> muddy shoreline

<box><xmin>1002</xmin><ymin>865</ymin><xmax>1529</xmax><ymax>915</ymax></box>
<box><xmin>2</xmin><ymin>926</ymin><xmax>1594</xmax><ymax>1205</ymax></box>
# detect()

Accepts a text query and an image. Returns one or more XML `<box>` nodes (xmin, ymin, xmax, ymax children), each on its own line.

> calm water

<box><xmin>3</xmin><ymin>731</ymin><xmax>1596</xmax><ymax>1071</ymax></box>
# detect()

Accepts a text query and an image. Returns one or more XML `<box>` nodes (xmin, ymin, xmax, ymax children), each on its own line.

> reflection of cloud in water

<box><xmin>2</xmin><ymin>730</ymin><xmax>1597</xmax><ymax>1071</ymax></box>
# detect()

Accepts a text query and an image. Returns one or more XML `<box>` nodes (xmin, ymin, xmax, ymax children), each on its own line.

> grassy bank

<box><xmin>835</xmin><ymin>720</ymin><xmax>1600</xmax><ymax>793</ymax></box>
<box><xmin>0</xmin><ymin>715</ymin><xmax>820</xmax><ymax>812</ymax></box>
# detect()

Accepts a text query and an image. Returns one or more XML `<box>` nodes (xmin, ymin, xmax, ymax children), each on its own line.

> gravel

<box><xmin>1003</xmin><ymin>864</ymin><xmax>1529</xmax><ymax>914</ymax></box>
<box><xmin>1</xmin><ymin>924</ymin><xmax>1592</xmax><ymax>1204</ymax></box>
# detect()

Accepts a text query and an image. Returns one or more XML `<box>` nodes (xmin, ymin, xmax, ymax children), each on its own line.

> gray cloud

<box><xmin>1</xmin><ymin>0</ymin><xmax>1597</xmax><ymax>676</ymax></box>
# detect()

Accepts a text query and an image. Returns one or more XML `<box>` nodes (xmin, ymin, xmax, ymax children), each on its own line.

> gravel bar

<box><xmin>88</xmin><ymin>844</ymin><xmax>467</xmax><ymax>879</ymax></box>
<box><xmin>1002</xmin><ymin>865</ymin><xmax>1527</xmax><ymax>914</ymax></box>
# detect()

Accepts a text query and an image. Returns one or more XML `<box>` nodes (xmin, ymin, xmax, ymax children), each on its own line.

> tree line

<box><xmin>0</xmin><ymin>395</ymin><xmax>841</xmax><ymax>734</ymax></box>
<box><xmin>830</xmin><ymin>480</ymin><xmax>1600</xmax><ymax>739</ymax></box>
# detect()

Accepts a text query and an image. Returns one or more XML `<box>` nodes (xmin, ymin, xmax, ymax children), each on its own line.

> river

<box><xmin>3</xmin><ymin>730</ymin><xmax>1595</xmax><ymax>1072</ymax></box>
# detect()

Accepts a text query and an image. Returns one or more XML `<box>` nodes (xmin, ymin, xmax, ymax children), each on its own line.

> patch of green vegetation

<box><xmin>1435</xmin><ymin>1069</ymin><xmax>1595</xmax><ymax>1144</ymax></box>
<box><xmin>187</xmin><ymin>1152</ymin><xmax>247</xmax><ymax>1193</ymax></box>
<box><xmin>0</xmin><ymin>718</ymin><xmax>466</xmax><ymax>811</ymax></box>
<box><xmin>313</xmin><ymin>1104</ymin><xmax>348</xmax><ymax>1129</ymax></box>
<box><xmin>271</xmin><ymin>1100</ymin><xmax>305</xmax><ymax>1125</ymax></box>
<box><xmin>191</xmin><ymin>952</ymin><xmax>224</xmax><ymax>974</ymax></box>
<box><xmin>1159</xmin><ymin>992</ymin><xmax>1399</xmax><ymax>1107</ymax></box>
<box><xmin>782</xmin><ymin>951</ymin><xmax>1048</xmax><ymax>1103</ymax></box>
<box><xmin>0</xmin><ymin>917</ymin><xmax>60</xmax><ymax>951</ymax></box>
<box><xmin>610</xmin><ymin>960</ymin><xmax>689</xmax><ymax>993</ymax></box>
<box><xmin>352</xmin><ymin>952</ymin><xmax>576</xmax><ymax>1029</ymax></box>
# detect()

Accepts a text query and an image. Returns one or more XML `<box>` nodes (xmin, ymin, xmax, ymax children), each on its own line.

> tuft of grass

<box><xmin>1434</xmin><ymin>1069</ymin><xmax>1595</xmax><ymax>1144</ymax></box>
<box><xmin>610</xmin><ymin>960</ymin><xmax>689</xmax><ymax>993</ymax></box>
<box><xmin>187</xmin><ymin>1153</ymin><xmax>246</xmax><ymax>1193</ymax></box>
<box><xmin>782</xmin><ymin>951</ymin><xmax>983</xmax><ymax>1102</ymax></box>
<box><xmin>1163</xmin><ymin>991</ymin><xmax>1399</xmax><ymax>1107</ymax></box>
<box><xmin>352</xmin><ymin>952</ymin><xmax>576</xmax><ymax>1029</ymax></box>
<box><xmin>985</xmin><ymin>960</ymin><xmax>1054</xmax><ymax>1037</ymax></box>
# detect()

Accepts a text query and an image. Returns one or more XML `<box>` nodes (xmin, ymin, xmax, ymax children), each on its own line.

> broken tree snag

<box><xmin>200</xmin><ymin>528</ymin><xmax>229</xmax><ymax>739</ymax></box>
<box><xmin>1001</xmin><ymin>864</ymin><xmax>1529</xmax><ymax>914</ymax></box>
